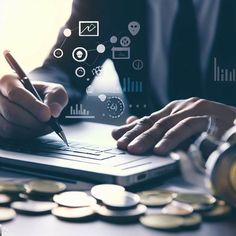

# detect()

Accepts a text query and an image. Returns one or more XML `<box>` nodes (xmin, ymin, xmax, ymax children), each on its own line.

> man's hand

<box><xmin>0</xmin><ymin>74</ymin><xmax>68</xmax><ymax>139</ymax></box>
<box><xmin>112</xmin><ymin>97</ymin><xmax>236</xmax><ymax>155</ymax></box>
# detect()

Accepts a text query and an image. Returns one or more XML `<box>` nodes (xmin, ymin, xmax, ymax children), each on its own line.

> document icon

<box><xmin>79</xmin><ymin>21</ymin><xmax>99</xmax><ymax>37</ymax></box>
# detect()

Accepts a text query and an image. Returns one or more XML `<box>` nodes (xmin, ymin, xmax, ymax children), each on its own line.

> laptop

<box><xmin>0</xmin><ymin>123</ymin><xmax>178</xmax><ymax>187</ymax></box>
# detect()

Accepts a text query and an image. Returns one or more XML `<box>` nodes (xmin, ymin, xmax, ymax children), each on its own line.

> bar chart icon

<box><xmin>214</xmin><ymin>57</ymin><xmax>236</xmax><ymax>82</ymax></box>
<box><xmin>65</xmin><ymin>104</ymin><xmax>95</xmax><ymax>119</ymax></box>
<box><xmin>122</xmin><ymin>77</ymin><xmax>143</xmax><ymax>93</ymax></box>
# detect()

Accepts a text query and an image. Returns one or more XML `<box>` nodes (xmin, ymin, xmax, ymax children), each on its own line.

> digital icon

<box><xmin>120</xmin><ymin>36</ymin><xmax>131</xmax><ymax>47</ymax></box>
<box><xmin>96</xmin><ymin>44</ymin><xmax>106</xmax><ymax>53</ymax></box>
<box><xmin>128</xmin><ymin>21</ymin><xmax>140</xmax><ymax>36</ymax></box>
<box><xmin>132</xmin><ymin>59</ymin><xmax>144</xmax><ymax>71</ymax></box>
<box><xmin>98</xmin><ymin>94</ymin><xmax>107</xmax><ymax>102</ymax></box>
<box><xmin>63</xmin><ymin>28</ymin><xmax>72</xmax><ymax>37</ymax></box>
<box><xmin>92</xmin><ymin>66</ymin><xmax>103</xmax><ymax>76</ymax></box>
<box><xmin>106</xmin><ymin>96</ymin><xmax>125</xmax><ymax>119</ymax></box>
<box><xmin>122</xmin><ymin>77</ymin><xmax>143</xmax><ymax>93</ymax></box>
<box><xmin>53</xmin><ymin>48</ymin><xmax>63</xmax><ymax>58</ymax></box>
<box><xmin>65</xmin><ymin>104</ymin><xmax>95</xmax><ymax>119</ymax></box>
<box><xmin>72</xmin><ymin>47</ymin><xmax>88</xmax><ymax>62</ymax></box>
<box><xmin>79</xmin><ymin>21</ymin><xmax>99</xmax><ymax>37</ymax></box>
<box><xmin>112</xmin><ymin>47</ymin><xmax>130</xmax><ymax>59</ymax></box>
<box><xmin>75</xmin><ymin>67</ymin><xmax>86</xmax><ymax>78</ymax></box>
<box><xmin>110</xmin><ymin>36</ymin><xmax>118</xmax><ymax>44</ymax></box>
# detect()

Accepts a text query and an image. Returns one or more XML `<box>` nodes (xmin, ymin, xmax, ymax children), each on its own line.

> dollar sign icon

<box><xmin>128</xmin><ymin>21</ymin><xmax>140</xmax><ymax>36</ymax></box>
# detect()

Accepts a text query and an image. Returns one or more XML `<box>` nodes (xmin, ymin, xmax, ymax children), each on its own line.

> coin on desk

<box><xmin>0</xmin><ymin>182</ymin><xmax>25</xmax><ymax>194</ymax></box>
<box><xmin>162</xmin><ymin>201</ymin><xmax>193</xmax><ymax>216</ymax></box>
<box><xmin>140</xmin><ymin>214</ymin><xmax>184</xmax><ymax>230</ymax></box>
<box><xmin>25</xmin><ymin>180</ymin><xmax>66</xmax><ymax>196</ymax></box>
<box><xmin>53</xmin><ymin>191</ymin><xmax>96</xmax><ymax>208</ymax></box>
<box><xmin>0</xmin><ymin>194</ymin><xmax>12</xmax><ymax>205</ymax></box>
<box><xmin>91</xmin><ymin>184</ymin><xmax>125</xmax><ymax>201</ymax></box>
<box><xmin>0</xmin><ymin>207</ymin><xmax>16</xmax><ymax>222</ymax></box>
<box><xmin>201</xmin><ymin>201</ymin><xmax>232</xmax><ymax>220</ymax></box>
<box><xmin>138</xmin><ymin>191</ymin><xmax>173</xmax><ymax>207</ymax></box>
<box><xmin>191</xmin><ymin>203</ymin><xmax>214</xmax><ymax>212</ymax></box>
<box><xmin>175</xmin><ymin>193</ymin><xmax>216</xmax><ymax>205</ymax></box>
<box><xmin>11</xmin><ymin>201</ymin><xmax>58</xmax><ymax>215</ymax></box>
<box><xmin>52</xmin><ymin>206</ymin><xmax>96</xmax><ymax>221</ymax></box>
<box><xmin>182</xmin><ymin>213</ymin><xmax>202</xmax><ymax>228</ymax></box>
<box><xmin>102</xmin><ymin>191</ymin><xmax>140</xmax><ymax>210</ymax></box>
<box><xmin>93</xmin><ymin>204</ymin><xmax>146</xmax><ymax>222</ymax></box>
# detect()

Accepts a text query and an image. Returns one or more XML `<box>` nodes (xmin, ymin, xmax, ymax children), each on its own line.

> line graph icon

<box><xmin>79</xmin><ymin>21</ymin><xmax>99</xmax><ymax>37</ymax></box>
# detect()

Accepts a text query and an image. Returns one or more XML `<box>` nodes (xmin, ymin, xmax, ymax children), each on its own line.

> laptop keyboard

<box><xmin>0</xmin><ymin>138</ymin><xmax>126</xmax><ymax>161</ymax></box>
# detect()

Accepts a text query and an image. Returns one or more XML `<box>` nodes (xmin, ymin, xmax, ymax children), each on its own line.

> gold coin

<box><xmin>202</xmin><ymin>203</ymin><xmax>231</xmax><ymax>220</ymax></box>
<box><xmin>229</xmin><ymin>162</ymin><xmax>236</xmax><ymax>192</ymax></box>
<box><xmin>52</xmin><ymin>206</ymin><xmax>96</xmax><ymax>221</ymax></box>
<box><xmin>0</xmin><ymin>207</ymin><xmax>16</xmax><ymax>222</ymax></box>
<box><xmin>183</xmin><ymin>213</ymin><xmax>202</xmax><ymax>228</ymax></box>
<box><xmin>140</xmin><ymin>214</ymin><xmax>184</xmax><ymax>230</ymax></box>
<box><xmin>53</xmin><ymin>191</ymin><xmax>96</xmax><ymax>208</ymax></box>
<box><xmin>0</xmin><ymin>182</ymin><xmax>25</xmax><ymax>194</ymax></box>
<box><xmin>175</xmin><ymin>193</ymin><xmax>216</xmax><ymax>205</ymax></box>
<box><xmin>25</xmin><ymin>180</ymin><xmax>66</xmax><ymax>195</ymax></box>
<box><xmin>161</xmin><ymin>201</ymin><xmax>193</xmax><ymax>216</ymax></box>
<box><xmin>138</xmin><ymin>191</ymin><xmax>173</xmax><ymax>207</ymax></box>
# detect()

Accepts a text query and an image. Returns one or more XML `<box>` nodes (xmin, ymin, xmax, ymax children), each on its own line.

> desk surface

<box><xmin>0</xmin><ymin>122</ymin><xmax>235</xmax><ymax>236</ymax></box>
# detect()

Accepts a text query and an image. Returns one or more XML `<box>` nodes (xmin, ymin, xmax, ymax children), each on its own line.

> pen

<box><xmin>3</xmin><ymin>50</ymin><xmax>69</xmax><ymax>146</ymax></box>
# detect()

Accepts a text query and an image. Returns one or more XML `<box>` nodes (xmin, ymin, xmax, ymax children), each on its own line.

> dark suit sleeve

<box><xmin>29</xmin><ymin>0</ymin><xmax>112</xmax><ymax>122</ymax></box>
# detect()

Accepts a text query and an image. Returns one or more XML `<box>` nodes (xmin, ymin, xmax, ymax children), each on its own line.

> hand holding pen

<box><xmin>1</xmin><ymin>50</ymin><xmax>69</xmax><ymax>145</ymax></box>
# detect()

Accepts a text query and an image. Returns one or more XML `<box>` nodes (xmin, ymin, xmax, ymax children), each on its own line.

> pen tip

<box><xmin>58</xmin><ymin>131</ymin><xmax>69</xmax><ymax>147</ymax></box>
<box><xmin>3</xmin><ymin>50</ymin><xmax>10</xmax><ymax>56</ymax></box>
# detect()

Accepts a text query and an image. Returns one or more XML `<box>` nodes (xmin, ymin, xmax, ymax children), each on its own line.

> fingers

<box><xmin>126</xmin><ymin>116</ymin><xmax>138</xmax><ymax>124</ymax></box>
<box><xmin>0</xmin><ymin>75</ymin><xmax>51</xmax><ymax>122</ymax></box>
<box><xmin>0</xmin><ymin>113</ymin><xmax>51</xmax><ymax>139</ymax></box>
<box><xmin>112</xmin><ymin>105</ymin><xmax>171</xmax><ymax>144</ymax></box>
<box><xmin>117</xmin><ymin>116</ymin><xmax>155</xmax><ymax>149</ymax></box>
<box><xmin>0</xmin><ymin>93</ymin><xmax>50</xmax><ymax>130</ymax></box>
<box><xmin>154</xmin><ymin>116</ymin><xmax>209</xmax><ymax>155</ymax></box>
<box><xmin>33</xmin><ymin>81</ymin><xmax>68</xmax><ymax>118</ymax></box>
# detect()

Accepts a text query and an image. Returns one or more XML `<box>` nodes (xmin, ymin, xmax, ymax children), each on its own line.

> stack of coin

<box><xmin>91</xmin><ymin>184</ymin><xmax>146</xmax><ymax>223</ymax></box>
<box><xmin>140</xmin><ymin>213</ymin><xmax>202</xmax><ymax>231</ymax></box>
<box><xmin>0</xmin><ymin>180</ymin><xmax>233</xmax><ymax>229</ymax></box>
<box><xmin>52</xmin><ymin>191</ymin><xmax>97</xmax><ymax>221</ymax></box>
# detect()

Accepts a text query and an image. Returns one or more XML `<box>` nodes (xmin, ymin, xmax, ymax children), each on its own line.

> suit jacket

<box><xmin>31</xmin><ymin>0</ymin><xmax>236</xmax><ymax>119</ymax></box>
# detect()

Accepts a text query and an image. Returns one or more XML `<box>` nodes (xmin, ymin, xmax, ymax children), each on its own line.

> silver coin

<box><xmin>0</xmin><ymin>194</ymin><xmax>12</xmax><ymax>205</ymax></box>
<box><xmin>91</xmin><ymin>184</ymin><xmax>125</xmax><ymax>201</ymax></box>
<box><xmin>161</xmin><ymin>201</ymin><xmax>193</xmax><ymax>216</ymax></box>
<box><xmin>53</xmin><ymin>191</ymin><xmax>97</xmax><ymax>208</ymax></box>
<box><xmin>52</xmin><ymin>206</ymin><xmax>96</xmax><ymax>221</ymax></box>
<box><xmin>0</xmin><ymin>207</ymin><xmax>16</xmax><ymax>222</ymax></box>
<box><xmin>102</xmin><ymin>191</ymin><xmax>140</xmax><ymax>209</ymax></box>
<box><xmin>93</xmin><ymin>204</ymin><xmax>146</xmax><ymax>222</ymax></box>
<box><xmin>11</xmin><ymin>201</ymin><xmax>57</xmax><ymax>215</ymax></box>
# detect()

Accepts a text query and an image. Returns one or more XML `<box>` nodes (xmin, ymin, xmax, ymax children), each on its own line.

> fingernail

<box><xmin>49</xmin><ymin>103</ymin><xmax>62</xmax><ymax>118</ymax></box>
<box><xmin>154</xmin><ymin>140</ymin><xmax>169</xmax><ymax>154</ymax></box>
